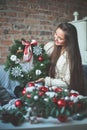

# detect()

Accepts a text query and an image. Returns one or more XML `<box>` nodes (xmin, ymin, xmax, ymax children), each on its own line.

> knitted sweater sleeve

<box><xmin>44</xmin><ymin>41</ymin><xmax>54</xmax><ymax>56</ymax></box>
<box><xmin>44</xmin><ymin>77</ymin><xmax>68</xmax><ymax>88</ymax></box>
<box><xmin>44</xmin><ymin>50</ymin><xmax>70</xmax><ymax>89</ymax></box>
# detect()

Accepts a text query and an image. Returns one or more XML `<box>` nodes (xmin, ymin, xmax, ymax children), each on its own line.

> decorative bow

<box><xmin>21</xmin><ymin>39</ymin><xmax>37</xmax><ymax>62</ymax></box>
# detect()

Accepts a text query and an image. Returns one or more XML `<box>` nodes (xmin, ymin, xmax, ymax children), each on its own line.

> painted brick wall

<box><xmin>0</xmin><ymin>0</ymin><xmax>87</xmax><ymax>64</ymax></box>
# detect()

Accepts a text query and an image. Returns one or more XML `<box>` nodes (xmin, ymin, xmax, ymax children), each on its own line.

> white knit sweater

<box><xmin>44</xmin><ymin>41</ymin><xmax>70</xmax><ymax>88</ymax></box>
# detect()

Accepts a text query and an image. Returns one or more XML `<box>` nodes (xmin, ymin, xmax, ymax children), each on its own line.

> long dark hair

<box><xmin>49</xmin><ymin>22</ymin><xmax>85</xmax><ymax>95</ymax></box>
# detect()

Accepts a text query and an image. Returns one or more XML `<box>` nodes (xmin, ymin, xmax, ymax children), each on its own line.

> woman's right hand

<box><xmin>35</xmin><ymin>78</ymin><xmax>45</xmax><ymax>83</ymax></box>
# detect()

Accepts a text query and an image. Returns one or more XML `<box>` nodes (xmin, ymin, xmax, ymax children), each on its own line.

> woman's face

<box><xmin>54</xmin><ymin>27</ymin><xmax>65</xmax><ymax>46</ymax></box>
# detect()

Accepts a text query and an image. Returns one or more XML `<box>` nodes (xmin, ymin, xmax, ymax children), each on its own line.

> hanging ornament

<box><xmin>44</xmin><ymin>98</ymin><xmax>49</xmax><ymax>102</ymax></box>
<box><xmin>10</xmin><ymin>55</ymin><xmax>17</xmax><ymax>61</ymax></box>
<box><xmin>58</xmin><ymin>114</ymin><xmax>67</xmax><ymax>122</ymax></box>
<box><xmin>57</xmin><ymin>99</ymin><xmax>66</xmax><ymax>108</ymax></box>
<box><xmin>39</xmin><ymin>91</ymin><xmax>45</xmax><ymax>96</ymax></box>
<box><xmin>38</xmin><ymin>55</ymin><xmax>44</xmax><ymax>62</ymax></box>
<box><xmin>35</xmin><ymin>69</ymin><xmax>42</xmax><ymax>75</ymax></box>
<box><xmin>11</xmin><ymin>66</ymin><xmax>22</xmax><ymax>77</ymax></box>
<box><xmin>22</xmin><ymin>87</ymin><xmax>26</xmax><ymax>95</ymax></box>
<box><xmin>54</xmin><ymin>87</ymin><xmax>63</xmax><ymax>92</ymax></box>
<box><xmin>28</xmin><ymin>82</ymin><xmax>35</xmax><ymax>87</ymax></box>
<box><xmin>15</xmin><ymin>100</ymin><xmax>22</xmax><ymax>107</ymax></box>
<box><xmin>22</xmin><ymin>89</ymin><xmax>26</xmax><ymax>95</ymax></box>
<box><xmin>64</xmin><ymin>96</ymin><xmax>70</xmax><ymax>101</ymax></box>
<box><xmin>34</xmin><ymin>95</ymin><xmax>39</xmax><ymax>101</ymax></box>
<box><xmin>39</xmin><ymin>86</ymin><xmax>48</xmax><ymax>93</ymax></box>
<box><xmin>27</xmin><ymin>94</ymin><xmax>31</xmax><ymax>98</ymax></box>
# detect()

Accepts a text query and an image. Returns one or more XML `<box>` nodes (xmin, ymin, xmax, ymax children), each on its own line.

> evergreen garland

<box><xmin>0</xmin><ymin>85</ymin><xmax>87</xmax><ymax>126</ymax></box>
<box><xmin>0</xmin><ymin>39</ymin><xmax>87</xmax><ymax>126</ymax></box>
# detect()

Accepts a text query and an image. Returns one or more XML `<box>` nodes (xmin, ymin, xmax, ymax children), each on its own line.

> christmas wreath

<box><xmin>4</xmin><ymin>39</ymin><xmax>50</xmax><ymax>86</ymax></box>
<box><xmin>0</xmin><ymin>83</ymin><xmax>87</xmax><ymax>126</ymax></box>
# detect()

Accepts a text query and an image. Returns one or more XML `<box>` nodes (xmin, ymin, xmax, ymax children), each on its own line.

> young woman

<box><xmin>35</xmin><ymin>22</ymin><xmax>85</xmax><ymax>95</ymax></box>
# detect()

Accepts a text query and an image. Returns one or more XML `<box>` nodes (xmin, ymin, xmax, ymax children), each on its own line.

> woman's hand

<box><xmin>35</xmin><ymin>78</ymin><xmax>45</xmax><ymax>83</ymax></box>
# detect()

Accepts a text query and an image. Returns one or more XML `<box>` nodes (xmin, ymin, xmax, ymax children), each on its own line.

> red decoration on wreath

<box><xmin>38</xmin><ymin>55</ymin><xmax>44</xmax><ymax>62</ymax></box>
<box><xmin>28</xmin><ymin>82</ymin><xmax>35</xmax><ymax>87</ymax></box>
<box><xmin>21</xmin><ymin>39</ymin><xmax>33</xmax><ymax>62</ymax></box>
<box><xmin>27</xmin><ymin>94</ymin><xmax>31</xmax><ymax>98</ymax></box>
<box><xmin>22</xmin><ymin>89</ymin><xmax>26</xmax><ymax>95</ymax></box>
<box><xmin>15</xmin><ymin>100</ymin><xmax>22</xmax><ymax>107</ymax></box>
<box><xmin>54</xmin><ymin>87</ymin><xmax>63</xmax><ymax>92</ymax></box>
<box><xmin>39</xmin><ymin>91</ymin><xmax>45</xmax><ymax>96</ymax></box>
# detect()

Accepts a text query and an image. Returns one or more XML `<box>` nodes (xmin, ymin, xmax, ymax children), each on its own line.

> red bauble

<box><xmin>58</xmin><ymin>114</ymin><xmax>67</xmax><ymax>122</ymax></box>
<box><xmin>57</xmin><ymin>99</ymin><xmax>66</xmax><ymax>108</ymax></box>
<box><xmin>28</xmin><ymin>82</ymin><xmax>35</xmax><ymax>87</ymax></box>
<box><xmin>70</xmin><ymin>93</ymin><xmax>79</xmax><ymax>97</ymax></box>
<box><xmin>54</xmin><ymin>87</ymin><xmax>62</xmax><ymax>92</ymax></box>
<box><xmin>27</xmin><ymin>94</ymin><xmax>31</xmax><ymax>98</ymax></box>
<box><xmin>15</xmin><ymin>100</ymin><xmax>22</xmax><ymax>107</ymax></box>
<box><xmin>22</xmin><ymin>89</ymin><xmax>26</xmax><ymax>95</ymax></box>
<box><xmin>39</xmin><ymin>86</ymin><xmax>48</xmax><ymax>92</ymax></box>
<box><xmin>38</xmin><ymin>56</ymin><xmax>43</xmax><ymax>62</ymax></box>
<box><xmin>39</xmin><ymin>91</ymin><xmax>45</xmax><ymax>96</ymax></box>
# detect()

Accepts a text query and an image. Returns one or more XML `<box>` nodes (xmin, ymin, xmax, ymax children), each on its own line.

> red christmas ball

<box><xmin>58</xmin><ymin>114</ymin><xmax>67</xmax><ymax>122</ymax></box>
<box><xmin>38</xmin><ymin>56</ymin><xmax>43</xmax><ymax>62</ymax></box>
<box><xmin>15</xmin><ymin>100</ymin><xmax>22</xmax><ymax>107</ymax></box>
<box><xmin>54</xmin><ymin>87</ymin><xmax>62</xmax><ymax>92</ymax></box>
<box><xmin>39</xmin><ymin>91</ymin><xmax>45</xmax><ymax>96</ymax></box>
<box><xmin>70</xmin><ymin>93</ymin><xmax>79</xmax><ymax>97</ymax></box>
<box><xmin>39</xmin><ymin>86</ymin><xmax>48</xmax><ymax>92</ymax></box>
<box><xmin>27</xmin><ymin>94</ymin><xmax>31</xmax><ymax>98</ymax></box>
<box><xmin>22</xmin><ymin>89</ymin><xmax>26</xmax><ymax>95</ymax></box>
<box><xmin>57</xmin><ymin>99</ymin><xmax>66</xmax><ymax>108</ymax></box>
<box><xmin>28</xmin><ymin>82</ymin><xmax>35</xmax><ymax>87</ymax></box>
